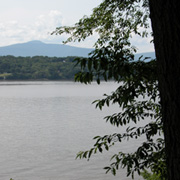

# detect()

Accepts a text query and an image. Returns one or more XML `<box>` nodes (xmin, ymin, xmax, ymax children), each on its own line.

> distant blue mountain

<box><xmin>0</xmin><ymin>40</ymin><xmax>155</xmax><ymax>59</ymax></box>
<box><xmin>134</xmin><ymin>52</ymin><xmax>156</xmax><ymax>60</ymax></box>
<box><xmin>0</xmin><ymin>41</ymin><xmax>93</xmax><ymax>57</ymax></box>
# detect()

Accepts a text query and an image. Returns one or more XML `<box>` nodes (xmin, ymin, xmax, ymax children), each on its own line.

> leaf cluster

<box><xmin>76</xmin><ymin>71</ymin><xmax>166</xmax><ymax>178</ymax></box>
<box><xmin>53</xmin><ymin>0</ymin><xmax>166</xmax><ymax>178</ymax></box>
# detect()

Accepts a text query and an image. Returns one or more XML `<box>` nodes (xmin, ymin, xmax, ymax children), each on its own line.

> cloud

<box><xmin>129</xmin><ymin>26</ymin><xmax>154</xmax><ymax>53</ymax></box>
<box><xmin>0</xmin><ymin>10</ymin><xmax>64</xmax><ymax>46</ymax></box>
<box><xmin>130</xmin><ymin>34</ymin><xmax>154</xmax><ymax>53</ymax></box>
<box><xmin>35</xmin><ymin>10</ymin><xmax>63</xmax><ymax>32</ymax></box>
<box><xmin>0</xmin><ymin>10</ymin><xmax>154</xmax><ymax>52</ymax></box>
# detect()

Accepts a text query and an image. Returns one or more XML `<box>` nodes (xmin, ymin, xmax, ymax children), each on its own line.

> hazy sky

<box><xmin>0</xmin><ymin>0</ymin><xmax>154</xmax><ymax>52</ymax></box>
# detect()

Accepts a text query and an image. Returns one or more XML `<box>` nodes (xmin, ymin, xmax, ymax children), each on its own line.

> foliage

<box><xmin>0</xmin><ymin>56</ymin><xmax>80</xmax><ymax>80</ymax></box>
<box><xmin>53</xmin><ymin>0</ymin><xmax>167</xmax><ymax>179</ymax></box>
<box><xmin>141</xmin><ymin>169</ymin><xmax>165</xmax><ymax>180</ymax></box>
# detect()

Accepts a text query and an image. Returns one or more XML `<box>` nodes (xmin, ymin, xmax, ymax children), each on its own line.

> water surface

<box><xmin>0</xmin><ymin>81</ymin><xmax>143</xmax><ymax>180</ymax></box>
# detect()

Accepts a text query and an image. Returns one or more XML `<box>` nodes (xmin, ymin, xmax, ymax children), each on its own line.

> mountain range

<box><xmin>0</xmin><ymin>40</ymin><xmax>155</xmax><ymax>59</ymax></box>
<box><xmin>0</xmin><ymin>41</ymin><xmax>93</xmax><ymax>57</ymax></box>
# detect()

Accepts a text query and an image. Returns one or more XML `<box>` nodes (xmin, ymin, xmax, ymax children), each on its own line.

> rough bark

<box><xmin>149</xmin><ymin>0</ymin><xmax>180</xmax><ymax>179</ymax></box>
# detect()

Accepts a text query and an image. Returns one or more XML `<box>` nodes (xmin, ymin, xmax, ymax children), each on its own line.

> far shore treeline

<box><xmin>0</xmin><ymin>56</ymin><xmax>80</xmax><ymax>80</ymax></box>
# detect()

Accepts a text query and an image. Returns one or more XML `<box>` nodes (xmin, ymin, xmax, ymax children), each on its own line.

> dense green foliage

<box><xmin>141</xmin><ymin>170</ymin><xmax>165</xmax><ymax>180</ymax></box>
<box><xmin>0</xmin><ymin>56</ymin><xmax>80</xmax><ymax>80</ymax></box>
<box><xmin>53</xmin><ymin>0</ymin><xmax>166</xmax><ymax>179</ymax></box>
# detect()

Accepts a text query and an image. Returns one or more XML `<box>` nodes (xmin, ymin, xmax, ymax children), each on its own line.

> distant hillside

<box><xmin>0</xmin><ymin>41</ymin><xmax>93</xmax><ymax>57</ymax></box>
<box><xmin>0</xmin><ymin>40</ymin><xmax>155</xmax><ymax>59</ymax></box>
<box><xmin>135</xmin><ymin>52</ymin><xmax>156</xmax><ymax>60</ymax></box>
<box><xmin>0</xmin><ymin>56</ymin><xmax>80</xmax><ymax>80</ymax></box>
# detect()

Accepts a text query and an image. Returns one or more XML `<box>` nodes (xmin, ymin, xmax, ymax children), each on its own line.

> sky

<box><xmin>0</xmin><ymin>0</ymin><xmax>154</xmax><ymax>53</ymax></box>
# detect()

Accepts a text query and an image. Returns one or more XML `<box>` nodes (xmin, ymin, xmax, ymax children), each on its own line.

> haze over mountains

<box><xmin>0</xmin><ymin>41</ymin><xmax>93</xmax><ymax>57</ymax></box>
<box><xmin>0</xmin><ymin>40</ymin><xmax>155</xmax><ymax>59</ymax></box>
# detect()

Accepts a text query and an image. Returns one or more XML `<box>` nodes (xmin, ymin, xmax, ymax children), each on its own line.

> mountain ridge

<box><xmin>0</xmin><ymin>41</ymin><xmax>93</xmax><ymax>57</ymax></box>
<box><xmin>0</xmin><ymin>41</ymin><xmax>155</xmax><ymax>59</ymax></box>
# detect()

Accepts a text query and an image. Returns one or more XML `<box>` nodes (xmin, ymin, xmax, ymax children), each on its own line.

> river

<box><xmin>0</xmin><ymin>81</ymin><xmax>143</xmax><ymax>180</ymax></box>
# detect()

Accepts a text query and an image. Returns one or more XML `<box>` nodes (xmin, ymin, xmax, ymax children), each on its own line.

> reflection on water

<box><xmin>0</xmin><ymin>81</ymin><xmax>143</xmax><ymax>180</ymax></box>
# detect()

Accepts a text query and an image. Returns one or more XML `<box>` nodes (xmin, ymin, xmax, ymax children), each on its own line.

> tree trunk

<box><xmin>149</xmin><ymin>0</ymin><xmax>180</xmax><ymax>179</ymax></box>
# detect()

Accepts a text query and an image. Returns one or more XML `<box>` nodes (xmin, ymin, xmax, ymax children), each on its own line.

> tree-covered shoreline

<box><xmin>0</xmin><ymin>56</ymin><xmax>80</xmax><ymax>80</ymax></box>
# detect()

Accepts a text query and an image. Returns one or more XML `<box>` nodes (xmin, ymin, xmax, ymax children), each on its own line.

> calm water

<box><xmin>0</xmin><ymin>81</ymin><xmax>144</xmax><ymax>180</ymax></box>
